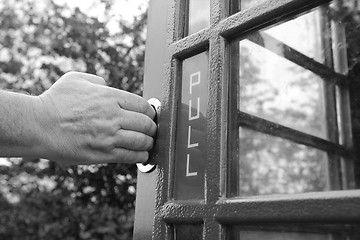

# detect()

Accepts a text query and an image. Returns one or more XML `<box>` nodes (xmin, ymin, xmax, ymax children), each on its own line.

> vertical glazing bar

<box><xmin>331</xmin><ymin>0</ymin><xmax>355</xmax><ymax>189</ymax></box>
<box><xmin>177</xmin><ymin>0</ymin><xmax>189</xmax><ymax>39</ymax></box>
<box><xmin>319</xmin><ymin>5</ymin><xmax>342</xmax><ymax>191</ymax></box>
<box><xmin>206</xmin><ymin>1</ymin><xmax>227</xmax><ymax>239</ymax></box>
<box><xmin>228</xmin><ymin>40</ymin><xmax>240</xmax><ymax>197</ymax></box>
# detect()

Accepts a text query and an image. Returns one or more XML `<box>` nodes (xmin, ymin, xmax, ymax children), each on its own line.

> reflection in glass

<box><xmin>238</xmin><ymin>127</ymin><xmax>328</xmax><ymax>196</ymax></box>
<box><xmin>231</xmin><ymin>1</ymin><xmax>360</xmax><ymax>198</ymax></box>
<box><xmin>264</xmin><ymin>10</ymin><xmax>324</xmax><ymax>62</ymax></box>
<box><xmin>234</xmin><ymin>6</ymin><xmax>330</xmax><ymax>197</ymax></box>
<box><xmin>188</xmin><ymin>0</ymin><xmax>210</xmax><ymax>35</ymax></box>
<box><xmin>239</xmin><ymin>34</ymin><xmax>327</xmax><ymax>139</ymax></box>
<box><xmin>228</xmin><ymin>224</ymin><xmax>360</xmax><ymax>240</ymax></box>
<box><xmin>174</xmin><ymin>223</ymin><xmax>203</xmax><ymax>240</ymax></box>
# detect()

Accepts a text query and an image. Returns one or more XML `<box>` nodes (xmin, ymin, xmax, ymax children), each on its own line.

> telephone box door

<box><xmin>133</xmin><ymin>0</ymin><xmax>360</xmax><ymax>239</ymax></box>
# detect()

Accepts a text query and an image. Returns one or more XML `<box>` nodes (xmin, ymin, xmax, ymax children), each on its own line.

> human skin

<box><xmin>0</xmin><ymin>72</ymin><xmax>156</xmax><ymax>165</ymax></box>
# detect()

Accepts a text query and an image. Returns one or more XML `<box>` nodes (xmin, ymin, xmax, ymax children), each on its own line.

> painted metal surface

<box><xmin>134</xmin><ymin>0</ymin><xmax>360</xmax><ymax>239</ymax></box>
<box><xmin>133</xmin><ymin>0</ymin><xmax>168</xmax><ymax>239</ymax></box>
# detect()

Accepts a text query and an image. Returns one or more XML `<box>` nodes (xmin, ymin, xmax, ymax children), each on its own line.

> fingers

<box><xmin>86</xmin><ymin>131</ymin><xmax>153</xmax><ymax>164</ymax></box>
<box><xmin>107</xmin><ymin>88</ymin><xmax>156</xmax><ymax>119</ymax></box>
<box><xmin>98</xmin><ymin>149</ymin><xmax>149</xmax><ymax>164</ymax></box>
<box><xmin>119</xmin><ymin>109</ymin><xmax>157</xmax><ymax>137</ymax></box>
<box><xmin>63</xmin><ymin>72</ymin><xmax>155</xmax><ymax>119</ymax></box>
<box><xmin>112</xmin><ymin>149</ymin><xmax>149</xmax><ymax>164</ymax></box>
<box><xmin>115</xmin><ymin>129</ymin><xmax>154</xmax><ymax>151</ymax></box>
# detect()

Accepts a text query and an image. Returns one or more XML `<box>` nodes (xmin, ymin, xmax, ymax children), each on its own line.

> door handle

<box><xmin>137</xmin><ymin>98</ymin><xmax>161</xmax><ymax>173</ymax></box>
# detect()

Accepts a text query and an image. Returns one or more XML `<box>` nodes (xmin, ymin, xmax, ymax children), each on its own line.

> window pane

<box><xmin>230</xmin><ymin>0</ymin><xmax>267</xmax><ymax>13</ymax></box>
<box><xmin>230</xmin><ymin>0</ymin><xmax>360</xmax><ymax>197</ymax></box>
<box><xmin>228</xmin><ymin>224</ymin><xmax>360</xmax><ymax>240</ymax></box>
<box><xmin>239</xmin><ymin>37</ymin><xmax>328</xmax><ymax>139</ymax></box>
<box><xmin>241</xmin><ymin>0</ymin><xmax>266</xmax><ymax>10</ymax></box>
<box><xmin>188</xmin><ymin>0</ymin><xmax>210</xmax><ymax>35</ymax></box>
<box><xmin>234</xmin><ymin>127</ymin><xmax>328</xmax><ymax>197</ymax></box>
<box><xmin>264</xmin><ymin>10</ymin><xmax>324</xmax><ymax>63</ymax></box>
<box><xmin>174</xmin><ymin>223</ymin><xmax>203</xmax><ymax>240</ymax></box>
<box><xmin>173</xmin><ymin>52</ymin><xmax>208</xmax><ymax>200</ymax></box>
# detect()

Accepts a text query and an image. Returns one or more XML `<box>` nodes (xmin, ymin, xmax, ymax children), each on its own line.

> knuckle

<box><xmin>63</xmin><ymin>71</ymin><xmax>77</xmax><ymax>78</ymax></box>
<box><xmin>104</xmin><ymin>139</ymin><xmax>116</xmax><ymax>151</ymax></box>
<box><xmin>117</xmin><ymin>149</ymin><xmax>133</xmax><ymax>163</ymax></box>
<box><xmin>90</xmin><ymin>137</ymin><xmax>115</xmax><ymax>152</ymax></box>
<box><xmin>99</xmin><ymin>77</ymin><xmax>106</xmax><ymax>85</ymax></box>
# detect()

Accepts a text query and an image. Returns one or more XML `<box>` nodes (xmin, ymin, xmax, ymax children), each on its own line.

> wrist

<box><xmin>31</xmin><ymin>94</ymin><xmax>59</xmax><ymax>161</ymax></box>
<box><xmin>24</xmin><ymin>95</ymin><xmax>51</xmax><ymax>159</ymax></box>
<box><xmin>0</xmin><ymin>91</ymin><xmax>47</xmax><ymax>159</ymax></box>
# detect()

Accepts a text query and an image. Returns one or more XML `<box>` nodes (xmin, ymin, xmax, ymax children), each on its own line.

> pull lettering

<box><xmin>186</xmin><ymin>71</ymin><xmax>201</xmax><ymax>177</ymax></box>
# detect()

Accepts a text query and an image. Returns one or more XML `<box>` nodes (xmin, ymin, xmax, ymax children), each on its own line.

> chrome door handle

<box><xmin>137</xmin><ymin>98</ymin><xmax>161</xmax><ymax>173</ymax></box>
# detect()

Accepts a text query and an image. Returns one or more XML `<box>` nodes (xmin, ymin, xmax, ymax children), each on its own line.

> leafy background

<box><xmin>1</xmin><ymin>0</ymin><xmax>360</xmax><ymax>239</ymax></box>
<box><xmin>0</xmin><ymin>0</ymin><xmax>147</xmax><ymax>239</ymax></box>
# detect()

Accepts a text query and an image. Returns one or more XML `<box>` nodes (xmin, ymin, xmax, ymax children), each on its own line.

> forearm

<box><xmin>0</xmin><ymin>90</ymin><xmax>44</xmax><ymax>158</ymax></box>
<box><xmin>0</xmin><ymin>72</ymin><xmax>156</xmax><ymax>165</ymax></box>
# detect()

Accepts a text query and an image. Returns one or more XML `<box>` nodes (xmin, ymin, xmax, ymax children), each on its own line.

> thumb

<box><xmin>70</xmin><ymin>72</ymin><xmax>106</xmax><ymax>85</ymax></box>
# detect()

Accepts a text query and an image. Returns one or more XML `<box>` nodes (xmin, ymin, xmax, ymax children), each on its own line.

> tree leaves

<box><xmin>0</xmin><ymin>0</ymin><xmax>147</xmax><ymax>239</ymax></box>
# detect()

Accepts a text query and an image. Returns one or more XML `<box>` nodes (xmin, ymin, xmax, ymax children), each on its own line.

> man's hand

<box><xmin>32</xmin><ymin>72</ymin><xmax>157</xmax><ymax>165</ymax></box>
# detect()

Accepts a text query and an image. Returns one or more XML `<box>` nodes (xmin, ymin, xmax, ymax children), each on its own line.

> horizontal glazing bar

<box><xmin>219</xmin><ymin>0</ymin><xmax>330</xmax><ymax>38</ymax></box>
<box><xmin>239</xmin><ymin>111</ymin><xmax>351</xmax><ymax>157</ymax></box>
<box><xmin>159</xmin><ymin>201</ymin><xmax>208</xmax><ymax>223</ymax></box>
<box><xmin>216</xmin><ymin>190</ymin><xmax>360</xmax><ymax>223</ymax></box>
<box><xmin>169</xmin><ymin>1</ymin><xmax>335</xmax><ymax>60</ymax></box>
<box><xmin>170</xmin><ymin>32</ymin><xmax>210</xmax><ymax>59</ymax></box>
<box><xmin>158</xmin><ymin>190</ymin><xmax>360</xmax><ymax>223</ymax></box>
<box><xmin>247</xmin><ymin>32</ymin><xmax>348</xmax><ymax>85</ymax></box>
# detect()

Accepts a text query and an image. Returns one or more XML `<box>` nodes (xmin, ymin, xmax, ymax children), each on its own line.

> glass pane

<box><xmin>264</xmin><ymin>10</ymin><xmax>324</xmax><ymax>62</ymax></box>
<box><xmin>174</xmin><ymin>223</ymin><xmax>203</xmax><ymax>240</ymax></box>
<box><xmin>236</xmin><ymin>127</ymin><xmax>328</xmax><ymax>197</ymax></box>
<box><xmin>241</xmin><ymin>0</ymin><xmax>266</xmax><ymax>10</ymax></box>
<box><xmin>188</xmin><ymin>0</ymin><xmax>210</xmax><ymax>35</ymax></box>
<box><xmin>239</xmin><ymin>32</ymin><xmax>328</xmax><ymax>139</ymax></box>
<box><xmin>230</xmin><ymin>0</ymin><xmax>267</xmax><ymax>13</ymax></box>
<box><xmin>230</xmin><ymin>0</ymin><xmax>360</xmax><ymax>197</ymax></box>
<box><xmin>228</xmin><ymin>224</ymin><xmax>360</xmax><ymax>240</ymax></box>
<box><xmin>173</xmin><ymin>52</ymin><xmax>208</xmax><ymax>200</ymax></box>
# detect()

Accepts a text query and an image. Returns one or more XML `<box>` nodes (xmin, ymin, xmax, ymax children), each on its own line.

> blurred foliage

<box><xmin>239</xmin><ymin>40</ymin><xmax>328</xmax><ymax>196</ymax></box>
<box><xmin>0</xmin><ymin>0</ymin><xmax>147</xmax><ymax>239</ymax></box>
